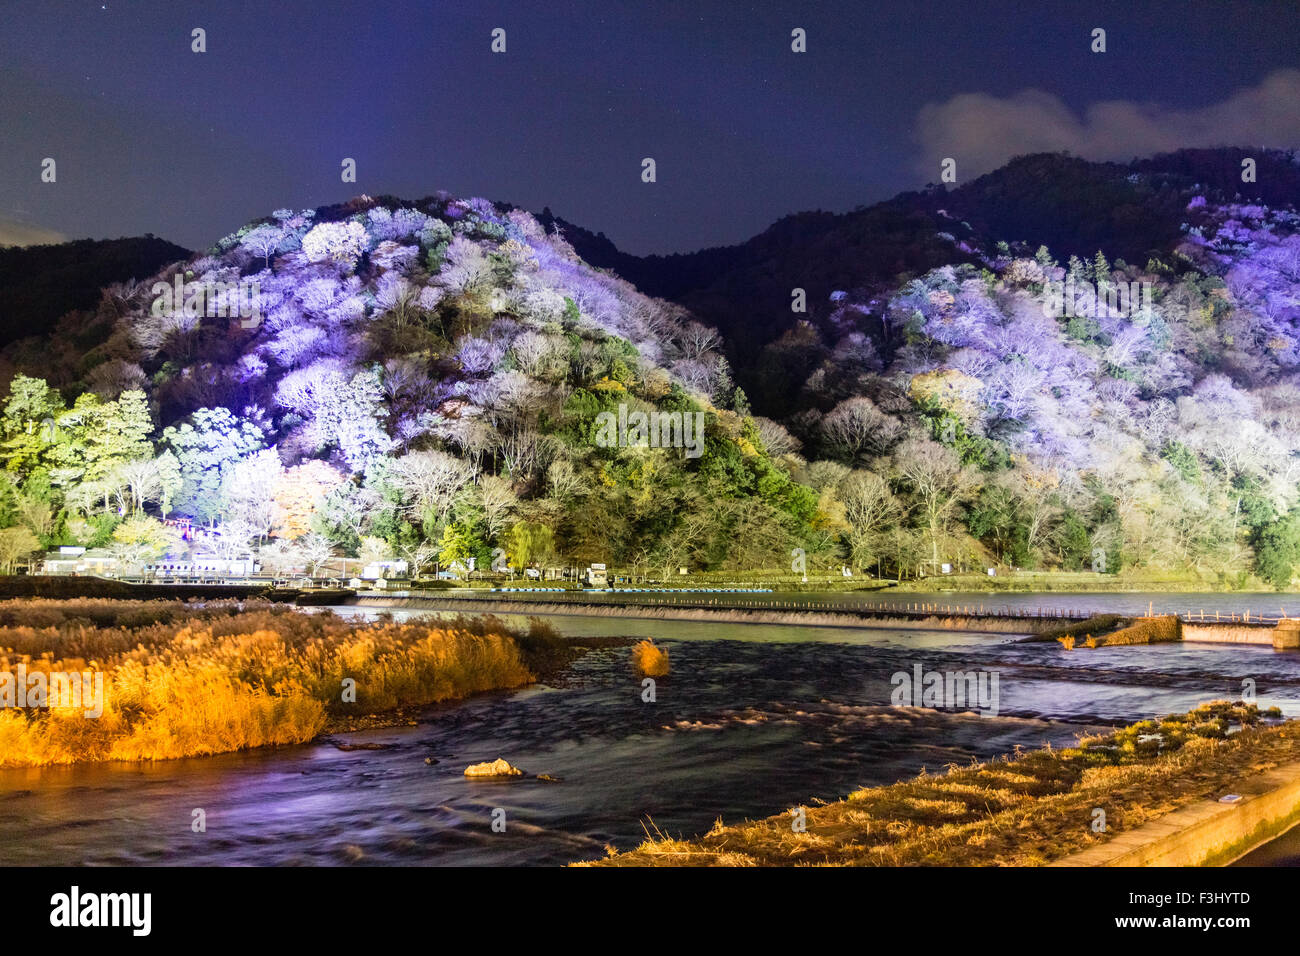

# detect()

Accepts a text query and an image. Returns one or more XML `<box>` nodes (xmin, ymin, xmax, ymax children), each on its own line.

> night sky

<box><xmin>2</xmin><ymin>0</ymin><xmax>1299</xmax><ymax>254</ymax></box>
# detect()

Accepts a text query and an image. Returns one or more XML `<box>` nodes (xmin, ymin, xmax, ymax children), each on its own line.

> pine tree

<box><xmin>1093</xmin><ymin>250</ymin><xmax>1110</xmax><ymax>288</ymax></box>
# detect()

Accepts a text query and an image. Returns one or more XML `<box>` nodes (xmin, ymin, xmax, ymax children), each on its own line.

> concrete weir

<box><xmin>1180</xmin><ymin>618</ymin><xmax>1300</xmax><ymax>648</ymax></box>
<box><xmin>1051</xmin><ymin>760</ymin><xmax>1300</xmax><ymax>867</ymax></box>
<box><xmin>1274</xmin><ymin>619</ymin><xmax>1300</xmax><ymax>650</ymax></box>
<box><xmin>348</xmin><ymin>594</ymin><xmax>1059</xmax><ymax>634</ymax></box>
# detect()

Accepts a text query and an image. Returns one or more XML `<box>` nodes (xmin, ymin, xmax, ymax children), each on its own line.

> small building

<box><xmin>585</xmin><ymin>563</ymin><xmax>608</xmax><ymax>587</ymax></box>
<box><xmin>41</xmin><ymin>548</ymin><xmax>118</xmax><ymax>576</ymax></box>
<box><xmin>361</xmin><ymin>559</ymin><xmax>409</xmax><ymax>580</ymax></box>
<box><xmin>143</xmin><ymin>555</ymin><xmax>260</xmax><ymax>580</ymax></box>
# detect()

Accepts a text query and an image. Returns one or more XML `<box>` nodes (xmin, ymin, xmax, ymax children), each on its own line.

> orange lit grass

<box><xmin>0</xmin><ymin>606</ymin><xmax>534</xmax><ymax>767</ymax></box>
<box><xmin>632</xmin><ymin>639</ymin><xmax>669</xmax><ymax>677</ymax></box>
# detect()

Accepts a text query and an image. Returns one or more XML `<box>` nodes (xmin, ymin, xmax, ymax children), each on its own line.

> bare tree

<box><xmin>495</xmin><ymin>426</ymin><xmax>540</xmax><ymax>480</ymax></box>
<box><xmin>440</xmin><ymin>236</ymin><xmax>492</xmax><ymax>295</ymax></box>
<box><xmin>116</xmin><ymin>458</ymin><xmax>164</xmax><ymax>514</ymax></box>
<box><xmin>211</xmin><ymin>519</ymin><xmax>259</xmax><ymax>560</ymax></box>
<box><xmin>391</xmin><ymin>450</ymin><xmax>477</xmax><ymax>526</ymax></box>
<box><xmin>510</xmin><ymin>330</ymin><xmax>558</xmax><ymax>377</ymax></box>
<box><xmin>241</xmin><ymin>223</ymin><xmax>287</xmax><ymax>270</ymax></box>
<box><xmin>892</xmin><ymin>437</ymin><xmax>979</xmax><ymax>573</ymax></box>
<box><xmin>477</xmin><ymin>475</ymin><xmax>519</xmax><ymax>539</ymax></box>
<box><xmin>822</xmin><ymin>397</ymin><xmax>904</xmax><ymax>460</ymax></box>
<box><xmin>0</xmin><ymin>527</ymin><xmax>40</xmax><ymax>574</ymax></box>
<box><xmin>546</xmin><ymin>459</ymin><xmax>589</xmax><ymax>501</ymax></box>
<box><xmin>837</xmin><ymin>470</ymin><xmax>901</xmax><ymax>566</ymax></box>
<box><xmin>754</xmin><ymin>417</ymin><xmax>802</xmax><ymax>458</ymax></box>
<box><xmin>297</xmin><ymin>532</ymin><xmax>336</xmax><ymax>577</ymax></box>
<box><xmin>678</xmin><ymin>320</ymin><xmax>722</xmax><ymax>361</ymax></box>
<box><xmin>399</xmin><ymin>539</ymin><xmax>439</xmax><ymax>578</ymax></box>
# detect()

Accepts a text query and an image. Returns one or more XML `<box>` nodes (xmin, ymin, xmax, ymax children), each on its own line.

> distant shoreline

<box><xmin>0</xmin><ymin>573</ymin><xmax>1293</xmax><ymax>604</ymax></box>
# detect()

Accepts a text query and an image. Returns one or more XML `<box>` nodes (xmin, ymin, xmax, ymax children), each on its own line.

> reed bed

<box><xmin>583</xmin><ymin>702</ymin><xmax>1294</xmax><ymax>867</ymax></box>
<box><xmin>1096</xmin><ymin>615</ymin><xmax>1182</xmax><ymax>646</ymax></box>
<box><xmin>0</xmin><ymin>601</ymin><xmax>540</xmax><ymax>767</ymax></box>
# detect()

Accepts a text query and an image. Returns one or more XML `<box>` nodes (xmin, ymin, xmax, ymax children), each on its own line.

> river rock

<box><xmin>535</xmin><ymin>773</ymin><xmax>563</xmax><ymax>783</ymax></box>
<box><xmin>464</xmin><ymin>758</ymin><xmax>524</xmax><ymax>778</ymax></box>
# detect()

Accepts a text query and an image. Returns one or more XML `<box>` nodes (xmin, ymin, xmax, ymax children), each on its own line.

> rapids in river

<box><xmin>3</xmin><ymin>593</ymin><xmax>1299</xmax><ymax>866</ymax></box>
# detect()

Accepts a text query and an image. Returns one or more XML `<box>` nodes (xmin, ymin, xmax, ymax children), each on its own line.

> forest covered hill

<box><xmin>545</xmin><ymin>149</ymin><xmax>1300</xmax><ymax>408</ymax></box>
<box><xmin>0</xmin><ymin>150</ymin><xmax>1298</xmax><ymax>587</ymax></box>
<box><xmin>0</xmin><ymin>235</ymin><xmax>190</xmax><ymax>348</ymax></box>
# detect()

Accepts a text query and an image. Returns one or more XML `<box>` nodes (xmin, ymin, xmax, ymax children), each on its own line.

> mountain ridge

<box><xmin>1</xmin><ymin>148</ymin><xmax>1299</xmax><ymax>586</ymax></box>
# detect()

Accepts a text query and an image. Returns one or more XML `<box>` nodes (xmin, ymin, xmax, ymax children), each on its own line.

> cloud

<box><xmin>915</xmin><ymin>69</ymin><xmax>1300</xmax><ymax>181</ymax></box>
<box><xmin>0</xmin><ymin>217</ymin><xmax>66</xmax><ymax>248</ymax></box>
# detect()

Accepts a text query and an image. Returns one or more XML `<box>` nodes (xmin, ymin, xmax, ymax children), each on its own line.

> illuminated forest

<box><xmin>2</xmin><ymin>152</ymin><xmax>1300</xmax><ymax>587</ymax></box>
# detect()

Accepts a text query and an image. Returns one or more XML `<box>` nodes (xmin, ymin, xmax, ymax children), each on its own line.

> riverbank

<box><xmin>0</xmin><ymin>599</ymin><xmax>555</xmax><ymax>767</ymax></box>
<box><xmin>562</xmin><ymin>568</ymin><xmax>1271</xmax><ymax>593</ymax></box>
<box><xmin>3</xmin><ymin>567</ymin><xmax>1291</xmax><ymax>604</ymax></box>
<box><xmin>582</xmin><ymin>702</ymin><xmax>1295</xmax><ymax>866</ymax></box>
<box><xmin>892</xmin><ymin>570</ymin><xmax>1272</xmax><ymax>593</ymax></box>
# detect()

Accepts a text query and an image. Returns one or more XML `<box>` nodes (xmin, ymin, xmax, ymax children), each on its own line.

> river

<box><xmin>2</xmin><ymin>594</ymin><xmax>1300</xmax><ymax>866</ymax></box>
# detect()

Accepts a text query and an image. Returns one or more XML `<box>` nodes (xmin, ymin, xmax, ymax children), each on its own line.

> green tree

<box><xmin>1255</xmin><ymin>508</ymin><xmax>1300</xmax><ymax>590</ymax></box>
<box><xmin>155</xmin><ymin>450</ymin><xmax>184</xmax><ymax>517</ymax></box>
<box><xmin>109</xmin><ymin>516</ymin><xmax>178</xmax><ymax>571</ymax></box>
<box><xmin>437</xmin><ymin>518</ymin><xmax>488</xmax><ymax>574</ymax></box>
<box><xmin>1054</xmin><ymin>510</ymin><xmax>1092</xmax><ymax>570</ymax></box>
<box><xmin>162</xmin><ymin>408</ymin><xmax>266</xmax><ymax>523</ymax></box>
<box><xmin>504</xmin><ymin>520</ymin><xmax>555</xmax><ymax>571</ymax></box>
<box><xmin>1092</xmin><ymin>250</ymin><xmax>1110</xmax><ymax>286</ymax></box>
<box><xmin>0</xmin><ymin>375</ymin><xmax>67</xmax><ymax>477</ymax></box>
<box><xmin>967</xmin><ymin>484</ymin><xmax>1029</xmax><ymax>565</ymax></box>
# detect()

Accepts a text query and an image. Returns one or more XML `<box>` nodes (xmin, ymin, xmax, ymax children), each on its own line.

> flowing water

<box><xmin>3</xmin><ymin>594</ymin><xmax>1300</xmax><ymax>866</ymax></box>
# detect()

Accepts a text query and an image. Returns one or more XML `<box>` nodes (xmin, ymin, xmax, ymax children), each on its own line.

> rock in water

<box><xmin>464</xmin><ymin>757</ymin><xmax>524</xmax><ymax>777</ymax></box>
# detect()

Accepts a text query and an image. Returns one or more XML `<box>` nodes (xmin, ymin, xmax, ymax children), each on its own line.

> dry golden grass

<box><xmin>0</xmin><ymin>601</ymin><xmax>538</xmax><ymax>767</ymax></box>
<box><xmin>1097</xmin><ymin>615</ymin><xmax>1181</xmax><ymax>646</ymax></box>
<box><xmin>581</xmin><ymin>702</ymin><xmax>1293</xmax><ymax>867</ymax></box>
<box><xmin>632</xmin><ymin>639</ymin><xmax>670</xmax><ymax>677</ymax></box>
<box><xmin>1028</xmin><ymin>614</ymin><xmax>1127</xmax><ymax>643</ymax></box>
